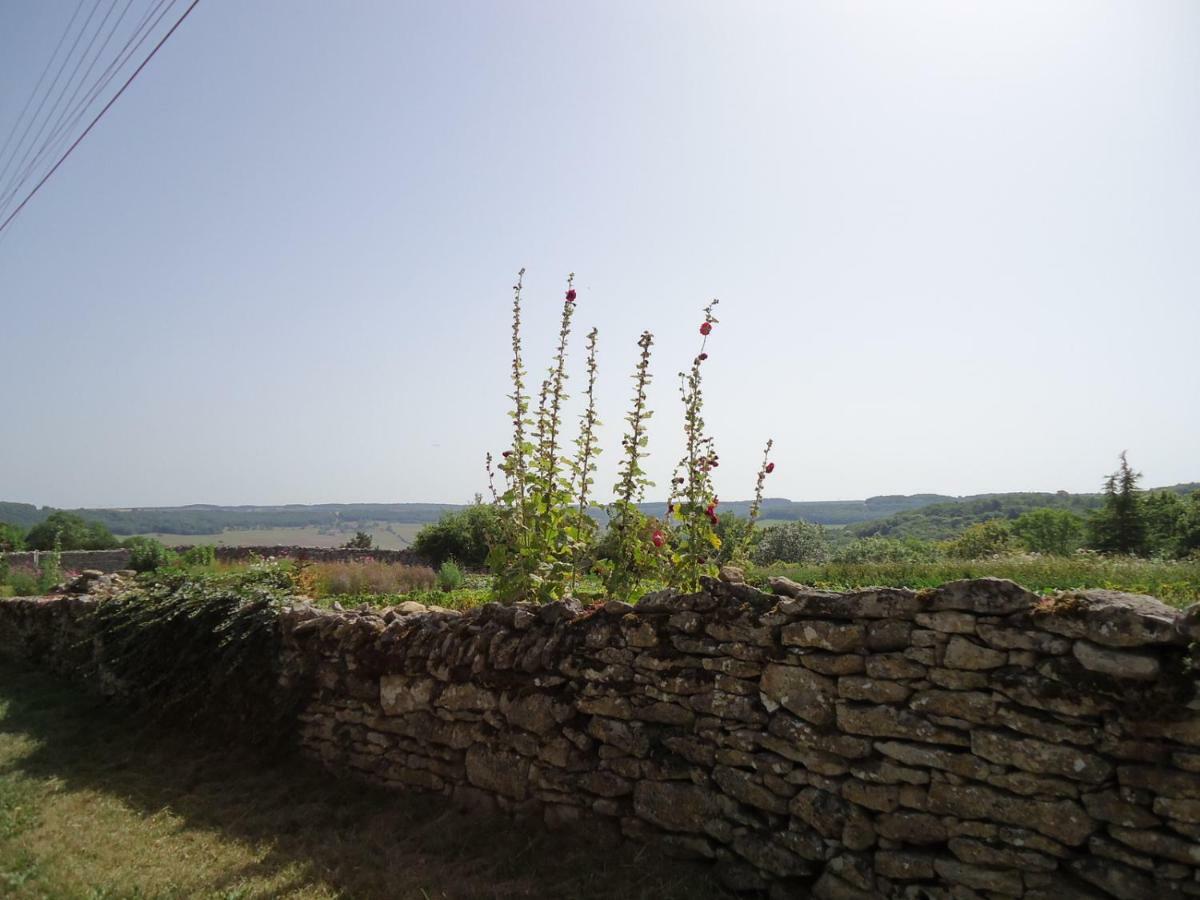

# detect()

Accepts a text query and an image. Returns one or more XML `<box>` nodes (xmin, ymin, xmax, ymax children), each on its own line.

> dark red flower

<box><xmin>651</xmin><ymin>530</ymin><xmax>666</xmax><ymax>548</ymax></box>
<box><xmin>566</xmin><ymin>289</ymin><xmax>577</xmax><ymax>302</ymax></box>
<box><xmin>765</xmin><ymin>462</ymin><xmax>775</xmax><ymax>474</ymax></box>
<box><xmin>699</xmin><ymin>352</ymin><xmax>708</xmax><ymax>361</ymax></box>
<box><xmin>502</xmin><ymin>450</ymin><xmax>512</xmax><ymax>457</ymax></box>
<box><xmin>700</xmin><ymin>322</ymin><xmax>712</xmax><ymax>335</ymax></box>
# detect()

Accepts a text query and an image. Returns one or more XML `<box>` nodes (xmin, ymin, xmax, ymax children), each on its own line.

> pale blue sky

<box><xmin>1</xmin><ymin>1</ymin><xmax>1197</xmax><ymax>508</ymax></box>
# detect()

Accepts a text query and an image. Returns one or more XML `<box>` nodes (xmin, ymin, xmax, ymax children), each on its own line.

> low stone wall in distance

<box><xmin>283</xmin><ymin>578</ymin><xmax>1200</xmax><ymax>899</ymax></box>
<box><xmin>1</xmin><ymin>548</ymin><xmax>132</xmax><ymax>574</ymax></box>
<box><xmin>196</xmin><ymin>546</ymin><xmax>427</xmax><ymax>567</ymax></box>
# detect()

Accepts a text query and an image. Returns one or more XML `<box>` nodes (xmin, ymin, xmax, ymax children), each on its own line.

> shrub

<box><xmin>0</xmin><ymin>522</ymin><xmax>24</xmax><ymax>551</ymax></box>
<box><xmin>7</xmin><ymin>569</ymin><xmax>39</xmax><ymax>595</ymax></box>
<box><xmin>25</xmin><ymin>511</ymin><xmax>120</xmax><ymax>551</ymax></box>
<box><xmin>1011</xmin><ymin>508</ymin><xmax>1084</xmax><ymax>556</ymax></box>
<box><xmin>437</xmin><ymin>560</ymin><xmax>465</xmax><ymax>592</ymax></box>
<box><xmin>753</xmin><ymin>520</ymin><xmax>830</xmax><ymax>565</ymax></box>
<box><xmin>124</xmin><ymin>536</ymin><xmax>176</xmax><ymax>572</ymax></box>
<box><xmin>413</xmin><ymin>504</ymin><xmax>500</xmax><ymax>569</ymax></box>
<box><xmin>834</xmin><ymin>536</ymin><xmax>937</xmax><ymax>564</ymax></box>
<box><xmin>343</xmin><ymin>531</ymin><xmax>373</xmax><ymax>550</ymax></box>
<box><xmin>303</xmin><ymin>560</ymin><xmax>436</xmax><ymax>597</ymax></box>
<box><xmin>181</xmin><ymin>544</ymin><xmax>217</xmax><ymax>567</ymax></box>
<box><xmin>943</xmin><ymin>519</ymin><xmax>1015</xmax><ymax>560</ymax></box>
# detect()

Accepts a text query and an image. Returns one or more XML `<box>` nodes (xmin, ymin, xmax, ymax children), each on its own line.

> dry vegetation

<box><xmin>0</xmin><ymin>662</ymin><xmax>720</xmax><ymax>900</ymax></box>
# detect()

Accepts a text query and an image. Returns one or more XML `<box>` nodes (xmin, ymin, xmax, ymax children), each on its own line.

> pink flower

<box><xmin>566</xmin><ymin>289</ymin><xmax>577</xmax><ymax>302</ymax></box>
<box><xmin>651</xmin><ymin>530</ymin><xmax>666</xmax><ymax>548</ymax></box>
<box><xmin>765</xmin><ymin>462</ymin><xmax>775</xmax><ymax>474</ymax></box>
<box><xmin>700</xmin><ymin>322</ymin><xmax>712</xmax><ymax>335</ymax></box>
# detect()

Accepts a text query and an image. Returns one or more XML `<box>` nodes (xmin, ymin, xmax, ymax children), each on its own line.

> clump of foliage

<box><xmin>600</xmin><ymin>330</ymin><xmax>657</xmax><ymax>601</ymax></box>
<box><xmin>181</xmin><ymin>544</ymin><xmax>216</xmax><ymax>567</ymax></box>
<box><xmin>0</xmin><ymin>522</ymin><xmax>24</xmax><ymax>552</ymax></box>
<box><xmin>753</xmin><ymin>520</ymin><xmax>830</xmax><ymax>565</ymax></box>
<box><xmin>25</xmin><ymin>511</ymin><xmax>119</xmax><ymax>551</ymax></box>
<box><xmin>296</xmin><ymin>559</ymin><xmax>436</xmax><ymax>597</ymax></box>
<box><xmin>414</xmin><ymin>503</ymin><xmax>501</xmax><ymax>568</ymax></box>
<box><xmin>1010</xmin><ymin>508</ymin><xmax>1084</xmax><ymax>556</ymax></box>
<box><xmin>123</xmin><ymin>536</ymin><xmax>176</xmax><ymax>572</ymax></box>
<box><xmin>343</xmin><ymin>531</ymin><xmax>374</xmax><ymax>550</ymax></box>
<box><xmin>834</xmin><ymin>535</ymin><xmax>937</xmax><ymax>564</ymax></box>
<box><xmin>943</xmin><ymin>519</ymin><xmax>1015</xmax><ymax>559</ymax></box>
<box><xmin>485</xmin><ymin>273</ymin><xmax>774</xmax><ymax>603</ymax></box>
<box><xmin>88</xmin><ymin>563</ymin><xmax>301</xmax><ymax>741</ymax></box>
<box><xmin>6</xmin><ymin>568</ymin><xmax>38</xmax><ymax>595</ymax></box>
<box><xmin>1089</xmin><ymin>451</ymin><xmax>1146</xmax><ymax>555</ymax></box>
<box><xmin>489</xmin><ymin>273</ymin><xmax>597</xmax><ymax>602</ymax></box>
<box><xmin>437</xmin><ymin>560</ymin><xmax>465</xmax><ymax>592</ymax></box>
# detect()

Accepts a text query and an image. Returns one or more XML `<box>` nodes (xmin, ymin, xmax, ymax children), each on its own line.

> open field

<box><xmin>135</xmin><ymin>523</ymin><xmax>425</xmax><ymax>550</ymax></box>
<box><xmin>0</xmin><ymin>662</ymin><xmax>719</xmax><ymax>900</ymax></box>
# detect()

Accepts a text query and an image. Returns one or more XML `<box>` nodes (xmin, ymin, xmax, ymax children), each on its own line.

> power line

<box><xmin>0</xmin><ymin>0</ymin><xmax>108</xmax><ymax>202</ymax></box>
<box><xmin>0</xmin><ymin>0</ymin><xmax>201</xmax><ymax>239</ymax></box>
<box><xmin>0</xmin><ymin>0</ymin><xmax>176</xmax><ymax>216</ymax></box>
<box><xmin>0</xmin><ymin>0</ymin><xmax>89</xmax><ymax>194</ymax></box>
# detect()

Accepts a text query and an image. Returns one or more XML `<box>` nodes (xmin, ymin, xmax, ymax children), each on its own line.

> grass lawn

<box><xmin>0</xmin><ymin>662</ymin><xmax>720</xmax><ymax>900</ymax></box>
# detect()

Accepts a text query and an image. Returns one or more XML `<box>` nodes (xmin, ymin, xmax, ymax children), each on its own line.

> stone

<box><xmin>875</xmin><ymin>740</ymin><xmax>990</xmax><ymax>779</ymax></box>
<box><xmin>1108</xmin><ymin>825</ymin><xmax>1200</xmax><ymax>865</ymax></box>
<box><xmin>909</xmin><ymin>689</ymin><xmax>995</xmax><ymax>722</ymax></box>
<box><xmin>1153</xmin><ymin>796</ymin><xmax>1200</xmax><ymax>824</ymax></box>
<box><xmin>1070</xmin><ymin>856</ymin><xmax>1159</xmax><ymax>899</ymax></box>
<box><xmin>379</xmin><ymin>676</ymin><xmax>435</xmax><ymax>715</ymax></box>
<box><xmin>790</xmin><ymin>787</ymin><xmax>849</xmax><ymax>838</ymax></box>
<box><xmin>714</xmin><ymin>765</ymin><xmax>789</xmax><ymax>814</ymax></box>
<box><xmin>632</xmin><ymin>781</ymin><xmax>721</xmax><ymax>833</ymax></box>
<box><xmin>501</xmin><ymin>692</ymin><xmax>568</xmax><ymax>734</ymax></box>
<box><xmin>948</xmin><ymin>836</ymin><xmax>1057</xmax><ymax>872</ymax></box>
<box><xmin>942</xmin><ymin>635</ymin><xmax>1007</xmax><ymax>670</ymax></box>
<box><xmin>1071</xmin><ymin>639</ymin><xmax>1162</xmax><ymax>680</ymax></box>
<box><xmin>865</xmin><ymin>654</ymin><xmax>927</xmax><ymax>680</ymax></box>
<box><xmin>800</xmin><ymin>652</ymin><xmax>866</xmax><ymax>675</ymax></box>
<box><xmin>1082</xmin><ymin>789</ymin><xmax>1161</xmax><ymax>828</ymax></box>
<box><xmin>838</xmin><ymin>676</ymin><xmax>912</xmax><ymax>704</ymax></box>
<box><xmin>915</xmin><ymin>611</ymin><xmax>978</xmax><ymax>634</ymax></box>
<box><xmin>842</xmin><ymin>779</ymin><xmax>900</xmax><ymax>813</ymax></box>
<box><xmin>719</xmin><ymin>564</ymin><xmax>746</xmax><ymax>584</ymax></box>
<box><xmin>1119</xmin><ymin>764</ymin><xmax>1200</xmax><ymax>799</ymax></box>
<box><xmin>1033</xmin><ymin>589</ymin><xmax>1183</xmax><ymax>647</ymax></box>
<box><xmin>464</xmin><ymin>744</ymin><xmax>529</xmax><ymax>800</ymax></box>
<box><xmin>759</xmin><ymin>662</ymin><xmax>836</xmax><ymax>725</ymax></box>
<box><xmin>836</xmin><ymin>703</ymin><xmax>970</xmax><ymax>747</ymax></box>
<box><xmin>874</xmin><ymin>850</ymin><xmax>936</xmax><ymax>880</ymax></box>
<box><xmin>782</xmin><ymin>620</ymin><xmax>865</xmax><ymax>652</ymax></box>
<box><xmin>931</xmin><ymin>578</ymin><xmax>1039</xmax><ymax>615</ymax></box>
<box><xmin>933</xmin><ymin>857</ymin><xmax>1023</xmax><ymax>896</ymax></box>
<box><xmin>876</xmin><ymin>811</ymin><xmax>947</xmax><ymax>844</ymax></box>
<box><xmin>927</xmin><ymin>782</ymin><xmax>1095</xmax><ymax>846</ymax></box>
<box><xmin>971</xmin><ymin>729</ymin><xmax>1113</xmax><ymax>783</ymax></box>
<box><xmin>866</xmin><ymin>619</ymin><xmax>913</xmax><ymax>651</ymax></box>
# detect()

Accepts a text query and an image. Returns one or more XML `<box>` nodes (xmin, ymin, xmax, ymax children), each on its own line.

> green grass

<box><xmin>0</xmin><ymin>661</ymin><xmax>721</xmax><ymax>900</ymax></box>
<box><xmin>753</xmin><ymin>555</ymin><xmax>1200</xmax><ymax>607</ymax></box>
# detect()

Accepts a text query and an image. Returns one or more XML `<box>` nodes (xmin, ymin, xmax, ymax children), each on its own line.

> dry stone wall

<box><xmin>5</xmin><ymin>576</ymin><xmax>1200</xmax><ymax>898</ymax></box>
<box><xmin>282</xmin><ymin>577</ymin><xmax>1200</xmax><ymax>899</ymax></box>
<box><xmin>1</xmin><ymin>548</ymin><xmax>132</xmax><ymax>574</ymax></box>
